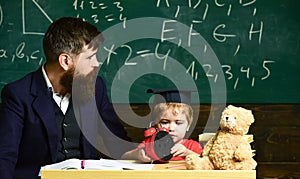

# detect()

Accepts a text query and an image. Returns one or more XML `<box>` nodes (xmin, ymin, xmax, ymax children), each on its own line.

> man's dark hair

<box><xmin>43</xmin><ymin>17</ymin><xmax>103</xmax><ymax>63</ymax></box>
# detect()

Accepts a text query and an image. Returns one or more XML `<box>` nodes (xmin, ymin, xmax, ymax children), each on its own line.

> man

<box><xmin>0</xmin><ymin>17</ymin><xmax>133</xmax><ymax>179</ymax></box>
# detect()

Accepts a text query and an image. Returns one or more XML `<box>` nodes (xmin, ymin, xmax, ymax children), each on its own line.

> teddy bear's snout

<box><xmin>222</xmin><ymin>115</ymin><xmax>236</xmax><ymax>128</ymax></box>
<box><xmin>224</xmin><ymin>115</ymin><xmax>231</xmax><ymax>122</ymax></box>
<box><xmin>224</xmin><ymin>115</ymin><xmax>235</xmax><ymax>122</ymax></box>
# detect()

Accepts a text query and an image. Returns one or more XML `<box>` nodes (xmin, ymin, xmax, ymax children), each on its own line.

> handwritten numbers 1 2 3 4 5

<box><xmin>187</xmin><ymin>60</ymin><xmax>275</xmax><ymax>90</ymax></box>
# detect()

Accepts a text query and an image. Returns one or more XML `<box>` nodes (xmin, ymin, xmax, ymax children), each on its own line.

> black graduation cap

<box><xmin>147</xmin><ymin>89</ymin><xmax>195</xmax><ymax>104</ymax></box>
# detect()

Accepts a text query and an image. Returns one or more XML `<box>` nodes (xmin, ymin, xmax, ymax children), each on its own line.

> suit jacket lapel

<box><xmin>30</xmin><ymin>67</ymin><xmax>58</xmax><ymax>162</ymax></box>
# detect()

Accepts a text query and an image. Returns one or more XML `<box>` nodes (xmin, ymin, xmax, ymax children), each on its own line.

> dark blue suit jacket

<box><xmin>0</xmin><ymin>67</ymin><xmax>133</xmax><ymax>179</ymax></box>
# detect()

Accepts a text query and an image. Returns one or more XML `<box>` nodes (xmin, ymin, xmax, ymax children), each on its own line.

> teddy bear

<box><xmin>185</xmin><ymin>105</ymin><xmax>257</xmax><ymax>170</ymax></box>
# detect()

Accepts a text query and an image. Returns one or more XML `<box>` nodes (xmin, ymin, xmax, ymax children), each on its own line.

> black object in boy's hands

<box><xmin>143</xmin><ymin>127</ymin><xmax>174</xmax><ymax>163</ymax></box>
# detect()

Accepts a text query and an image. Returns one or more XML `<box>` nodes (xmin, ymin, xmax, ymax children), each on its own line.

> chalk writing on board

<box><xmin>0</xmin><ymin>42</ymin><xmax>44</xmax><ymax>65</ymax></box>
<box><xmin>157</xmin><ymin>0</ymin><xmax>257</xmax><ymax>9</ymax></box>
<box><xmin>73</xmin><ymin>0</ymin><xmax>127</xmax><ymax>28</ymax></box>
<box><xmin>0</xmin><ymin>0</ymin><xmax>279</xmax><ymax>100</ymax></box>
<box><xmin>0</xmin><ymin>3</ymin><xmax>3</xmax><ymax>26</ymax></box>
<box><xmin>149</xmin><ymin>0</ymin><xmax>272</xmax><ymax>90</ymax></box>
<box><xmin>157</xmin><ymin>0</ymin><xmax>263</xmax><ymax>54</ymax></box>
<box><xmin>22</xmin><ymin>0</ymin><xmax>52</xmax><ymax>35</ymax></box>
<box><xmin>99</xmin><ymin>39</ymin><xmax>274</xmax><ymax>90</ymax></box>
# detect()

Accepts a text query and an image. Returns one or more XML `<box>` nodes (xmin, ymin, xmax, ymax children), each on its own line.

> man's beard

<box><xmin>60</xmin><ymin>67</ymin><xmax>98</xmax><ymax>103</ymax></box>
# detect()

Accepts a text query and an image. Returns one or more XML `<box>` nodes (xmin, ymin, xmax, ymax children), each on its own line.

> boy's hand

<box><xmin>171</xmin><ymin>143</ymin><xmax>195</xmax><ymax>157</ymax></box>
<box><xmin>137</xmin><ymin>148</ymin><xmax>152</xmax><ymax>162</ymax></box>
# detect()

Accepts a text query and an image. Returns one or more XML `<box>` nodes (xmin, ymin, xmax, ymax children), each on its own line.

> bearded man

<box><xmin>0</xmin><ymin>17</ymin><xmax>133</xmax><ymax>179</ymax></box>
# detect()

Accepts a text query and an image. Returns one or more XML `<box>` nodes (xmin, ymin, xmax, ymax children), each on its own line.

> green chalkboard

<box><xmin>0</xmin><ymin>0</ymin><xmax>299</xmax><ymax>103</ymax></box>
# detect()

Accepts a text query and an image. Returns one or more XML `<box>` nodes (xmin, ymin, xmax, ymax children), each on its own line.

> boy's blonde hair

<box><xmin>153</xmin><ymin>102</ymin><xmax>193</xmax><ymax>125</ymax></box>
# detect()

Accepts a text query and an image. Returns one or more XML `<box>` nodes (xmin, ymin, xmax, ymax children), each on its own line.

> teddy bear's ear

<box><xmin>245</xmin><ymin>109</ymin><xmax>255</xmax><ymax>124</ymax></box>
<box><xmin>227</xmin><ymin>105</ymin><xmax>235</xmax><ymax>110</ymax></box>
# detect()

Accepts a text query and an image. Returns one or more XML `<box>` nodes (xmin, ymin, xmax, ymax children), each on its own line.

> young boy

<box><xmin>121</xmin><ymin>89</ymin><xmax>202</xmax><ymax>162</ymax></box>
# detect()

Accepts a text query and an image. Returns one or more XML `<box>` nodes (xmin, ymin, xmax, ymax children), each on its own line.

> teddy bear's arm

<box><xmin>234</xmin><ymin>142</ymin><xmax>253</xmax><ymax>161</ymax></box>
<box><xmin>201</xmin><ymin>134</ymin><xmax>217</xmax><ymax>156</ymax></box>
